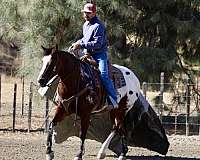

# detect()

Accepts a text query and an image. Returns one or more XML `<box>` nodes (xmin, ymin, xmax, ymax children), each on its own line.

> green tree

<box><xmin>0</xmin><ymin>0</ymin><xmax>200</xmax><ymax>84</ymax></box>
<box><xmin>103</xmin><ymin>0</ymin><xmax>200</xmax><ymax>83</ymax></box>
<box><xmin>0</xmin><ymin>0</ymin><xmax>83</xmax><ymax>79</ymax></box>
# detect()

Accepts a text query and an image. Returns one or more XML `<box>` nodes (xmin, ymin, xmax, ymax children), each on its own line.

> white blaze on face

<box><xmin>37</xmin><ymin>55</ymin><xmax>52</xmax><ymax>82</ymax></box>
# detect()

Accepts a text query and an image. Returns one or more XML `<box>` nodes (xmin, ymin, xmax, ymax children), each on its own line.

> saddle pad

<box><xmin>111</xmin><ymin>65</ymin><xmax>126</xmax><ymax>89</ymax></box>
<box><xmin>112</xmin><ymin>64</ymin><xmax>140</xmax><ymax>112</ymax></box>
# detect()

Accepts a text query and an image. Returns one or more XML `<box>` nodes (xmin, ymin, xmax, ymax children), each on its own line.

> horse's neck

<box><xmin>57</xmin><ymin>51</ymin><xmax>81</xmax><ymax>93</ymax></box>
<box><xmin>58</xmin><ymin>51</ymin><xmax>76</xmax><ymax>74</ymax></box>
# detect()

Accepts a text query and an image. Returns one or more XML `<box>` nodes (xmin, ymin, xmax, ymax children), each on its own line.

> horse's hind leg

<box><xmin>118</xmin><ymin>135</ymin><xmax>128</xmax><ymax>160</ymax></box>
<box><xmin>97</xmin><ymin>130</ymin><xmax>116</xmax><ymax>159</ymax></box>
<box><xmin>46</xmin><ymin>121</ymin><xmax>55</xmax><ymax>160</ymax></box>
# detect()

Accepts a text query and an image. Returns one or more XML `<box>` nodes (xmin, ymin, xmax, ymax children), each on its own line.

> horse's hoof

<box><xmin>46</xmin><ymin>152</ymin><xmax>54</xmax><ymax>160</ymax></box>
<box><xmin>97</xmin><ymin>152</ymin><xmax>106</xmax><ymax>159</ymax></box>
<box><xmin>73</xmin><ymin>157</ymin><xmax>82</xmax><ymax>160</ymax></box>
<box><xmin>118</xmin><ymin>155</ymin><xmax>126</xmax><ymax>160</ymax></box>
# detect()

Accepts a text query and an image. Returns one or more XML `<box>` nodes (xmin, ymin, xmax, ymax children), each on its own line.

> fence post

<box><xmin>159</xmin><ymin>72</ymin><xmax>164</xmax><ymax>121</ymax></box>
<box><xmin>0</xmin><ymin>74</ymin><xmax>1</xmax><ymax>115</ymax></box>
<box><xmin>196</xmin><ymin>77</ymin><xmax>200</xmax><ymax>136</ymax></box>
<box><xmin>174</xmin><ymin>82</ymin><xmax>179</xmax><ymax>135</ymax></box>
<box><xmin>12</xmin><ymin>83</ymin><xmax>17</xmax><ymax>132</ymax></box>
<box><xmin>21</xmin><ymin>75</ymin><xmax>25</xmax><ymax>116</ymax></box>
<box><xmin>142</xmin><ymin>82</ymin><xmax>147</xmax><ymax>99</ymax></box>
<box><xmin>45</xmin><ymin>97</ymin><xmax>49</xmax><ymax>132</ymax></box>
<box><xmin>28</xmin><ymin>82</ymin><xmax>33</xmax><ymax>133</ymax></box>
<box><xmin>196</xmin><ymin>77</ymin><xmax>199</xmax><ymax>113</ymax></box>
<box><xmin>185</xmin><ymin>79</ymin><xmax>190</xmax><ymax>136</ymax></box>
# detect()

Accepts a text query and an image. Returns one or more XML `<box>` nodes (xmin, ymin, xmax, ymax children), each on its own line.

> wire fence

<box><xmin>0</xmin><ymin>73</ymin><xmax>200</xmax><ymax>136</ymax></box>
<box><xmin>0</xmin><ymin>74</ymin><xmax>53</xmax><ymax>132</ymax></box>
<box><xmin>142</xmin><ymin>73</ymin><xmax>200</xmax><ymax>136</ymax></box>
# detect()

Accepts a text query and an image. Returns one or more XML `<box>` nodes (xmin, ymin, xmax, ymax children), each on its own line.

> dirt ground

<box><xmin>0</xmin><ymin>76</ymin><xmax>200</xmax><ymax>160</ymax></box>
<box><xmin>0</xmin><ymin>132</ymin><xmax>199</xmax><ymax>160</ymax></box>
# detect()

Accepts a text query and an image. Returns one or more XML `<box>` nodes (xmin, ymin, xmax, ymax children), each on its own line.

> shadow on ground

<box><xmin>88</xmin><ymin>154</ymin><xmax>198</xmax><ymax>160</ymax></box>
<box><xmin>125</xmin><ymin>155</ymin><xmax>199</xmax><ymax>160</ymax></box>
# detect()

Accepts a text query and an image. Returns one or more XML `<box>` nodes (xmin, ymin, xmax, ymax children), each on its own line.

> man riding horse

<box><xmin>72</xmin><ymin>3</ymin><xmax>118</xmax><ymax>110</ymax></box>
<box><xmin>37</xmin><ymin>3</ymin><xmax>169</xmax><ymax>160</ymax></box>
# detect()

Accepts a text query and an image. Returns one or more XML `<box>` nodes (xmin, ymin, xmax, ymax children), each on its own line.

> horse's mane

<box><xmin>57</xmin><ymin>50</ymin><xmax>82</xmax><ymax>64</ymax></box>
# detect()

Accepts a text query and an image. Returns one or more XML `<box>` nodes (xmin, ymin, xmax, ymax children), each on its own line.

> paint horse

<box><xmin>37</xmin><ymin>46</ymin><xmax>129</xmax><ymax>160</ymax></box>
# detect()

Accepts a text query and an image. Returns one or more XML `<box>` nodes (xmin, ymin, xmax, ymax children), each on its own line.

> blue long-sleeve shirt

<box><xmin>79</xmin><ymin>16</ymin><xmax>108</xmax><ymax>54</ymax></box>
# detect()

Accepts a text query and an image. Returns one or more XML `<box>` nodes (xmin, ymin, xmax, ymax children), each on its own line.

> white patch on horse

<box><xmin>97</xmin><ymin>130</ymin><xmax>116</xmax><ymax>159</ymax></box>
<box><xmin>37</xmin><ymin>55</ymin><xmax>52</xmax><ymax>82</ymax></box>
<box><xmin>113</xmin><ymin>64</ymin><xmax>140</xmax><ymax>112</ymax></box>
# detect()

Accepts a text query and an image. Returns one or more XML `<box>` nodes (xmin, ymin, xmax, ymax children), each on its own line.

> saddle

<box><xmin>80</xmin><ymin>58</ymin><xmax>126</xmax><ymax>110</ymax></box>
<box><xmin>80</xmin><ymin>60</ymin><xmax>102</xmax><ymax>108</ymax></box>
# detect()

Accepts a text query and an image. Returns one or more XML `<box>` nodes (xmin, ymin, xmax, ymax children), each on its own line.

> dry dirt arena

<box><xmin>0</xmin><ymin>132</ymin><xmax>199</xmax><ymax>160</ymax></box>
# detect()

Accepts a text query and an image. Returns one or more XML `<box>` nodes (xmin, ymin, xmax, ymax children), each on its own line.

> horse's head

<box><xmin>37</xmin><ymin>45</ymin><xmax>58</xmax><ymax>87</ymax></box>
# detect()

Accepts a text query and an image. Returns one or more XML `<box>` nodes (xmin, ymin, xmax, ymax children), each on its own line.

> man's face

<box><xmin>83</xmin><ymin>12</ymin><xmax>96</xmax><ymax>21</ymax></box>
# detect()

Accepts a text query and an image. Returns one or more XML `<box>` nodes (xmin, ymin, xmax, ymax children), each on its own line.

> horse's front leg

<box><xmin>46</xmin><ymin>105</ymin><xmax>66</xmax><ymax>160</ymax></box>
<box><xmin>74</xmin><ymin>116</ymin><xmax>90</xmax><ymax>160</ymax></box>
<box><xmin>46</xmin><ymin>121</ymin><xmax>56</xmax><ymax>160</ymax></box>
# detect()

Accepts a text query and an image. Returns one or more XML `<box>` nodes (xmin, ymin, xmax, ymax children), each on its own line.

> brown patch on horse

<box><xmin>110</xmin><ymin>94</ymin><xmax>128</xmax><ymax>131</ymax></box>
<box><xmin>53</xmin><ymin>104</ymin><xmax>67</xmax><ymax>122</ymax></box>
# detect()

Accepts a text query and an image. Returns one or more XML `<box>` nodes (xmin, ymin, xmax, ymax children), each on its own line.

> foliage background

<box><xmin>0</xmin><ymin>0</ymin><xmax>200</xmax><ymax>83</ymax></box>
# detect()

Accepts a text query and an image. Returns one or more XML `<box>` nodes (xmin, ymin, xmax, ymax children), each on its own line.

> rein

<box><xmin>59</xmin><ymin>80</ymin><xmax>88</xmax><ymax>126</ymax></box>
<box><xmin>61</xmin><ymin>87</ymin><xmax>88</xmax><ymax>111</ymax></box>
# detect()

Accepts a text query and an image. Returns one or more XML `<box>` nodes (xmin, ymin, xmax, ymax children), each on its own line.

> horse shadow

<box><xmin>125</xmin><ymin>155</ymin><xmax>199</xmax><ymax>160</ymax></box>
<box><xmin>88</xmin><ymin>154</ymin><xmax>199</xmax><ymax>160</ymax></box>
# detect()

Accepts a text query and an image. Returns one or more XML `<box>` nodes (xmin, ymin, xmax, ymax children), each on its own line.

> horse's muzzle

<box><xmin>38</xmin><ymin>78</ymin><xmax>46</xmax><ymax>87</ymax></box>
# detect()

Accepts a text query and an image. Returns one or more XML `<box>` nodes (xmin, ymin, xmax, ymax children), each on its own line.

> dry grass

<box><xmin>0</xmin><ymin>75</ymin><xmax>50</xmax><ymax>131</ymax></box>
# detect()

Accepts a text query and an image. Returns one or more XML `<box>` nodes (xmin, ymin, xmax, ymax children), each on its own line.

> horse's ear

<box><xmin>41</xmin><ymin>45</ymin><xmax>46</xmax><ymax>51</ymax></box>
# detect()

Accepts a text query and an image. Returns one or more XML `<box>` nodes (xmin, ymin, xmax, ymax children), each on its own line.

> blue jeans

<box><xmin>92</xmin><ymin>52</ymin><xmax>117</xmax><ymax>102</ymax></box>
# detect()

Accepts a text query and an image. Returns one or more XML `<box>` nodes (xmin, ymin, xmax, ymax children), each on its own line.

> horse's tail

<box><xmin>108</xmin><ymin>94</ymin><xmax>128</xmax><ymax>132</ymax></box>
<box><xmin>118</xmin><ymin>94</ymin><xmax>128</xmax><ymax>110</ymax></box>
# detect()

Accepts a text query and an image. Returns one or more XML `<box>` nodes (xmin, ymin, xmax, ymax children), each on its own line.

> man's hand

<box><xmin>80</xmin><ymin>53</ymin><xmax>91</xmax><ymax>61</ymax></box>
<box><xmin>72</xmin><ymin>42</ymin><xmax>81</xmax><ymax>50</ymax></box>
